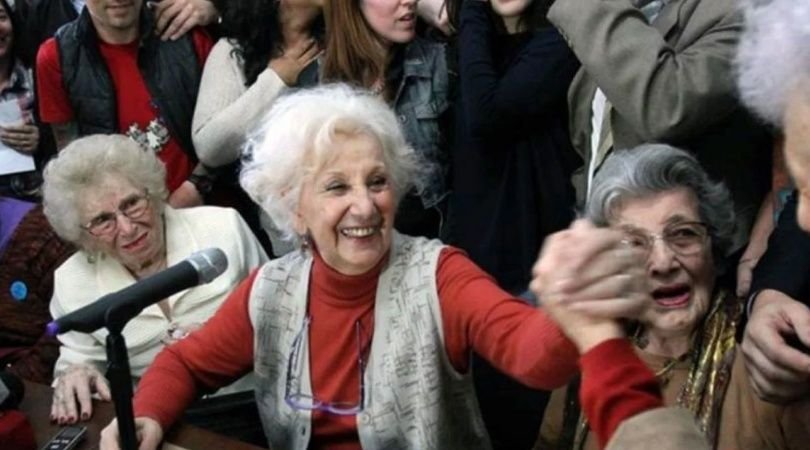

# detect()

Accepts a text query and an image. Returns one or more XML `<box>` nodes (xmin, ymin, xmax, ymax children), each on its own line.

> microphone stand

<box><xmin>103</xmin><ymin>303</ymin><xmax>144</xmax><ymax>450</ymax></box>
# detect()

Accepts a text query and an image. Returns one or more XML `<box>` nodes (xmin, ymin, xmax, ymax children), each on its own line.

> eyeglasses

<box><xmin>81</xmin><ymin>190</ymin><xmax>151</xmax><ymax>237</ymax></box>
<box><xmin>285</xmin><ymin>315</ymin><xmax>366</xmax><ymax>415</ymax></box>
<box><xmin>619</xmin><ymin>221</ymin><xmax>709</xmax><ymax>257</ymax></box>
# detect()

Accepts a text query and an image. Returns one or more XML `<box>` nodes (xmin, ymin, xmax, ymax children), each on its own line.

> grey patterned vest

<box><xmin>248</xmin><ymin>232</ymin><xmax>491</xmax><ymax>449</ymax></box>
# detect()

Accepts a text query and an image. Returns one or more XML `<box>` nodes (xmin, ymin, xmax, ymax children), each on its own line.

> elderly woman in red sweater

<box><xmin>100</xmin><ymin>84</ymin><xmax>658</xmax><ymax>450</ymax></box>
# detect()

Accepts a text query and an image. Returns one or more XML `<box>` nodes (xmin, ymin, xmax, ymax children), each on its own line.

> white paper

<box><xmin>0</xmin><ymin>98</ymin><xmax>34</xmax><ymax>175</ymax></box>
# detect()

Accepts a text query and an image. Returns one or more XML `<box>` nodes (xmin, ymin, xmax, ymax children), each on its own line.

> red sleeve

<box><xmin>132</xmin><ymin>269</ymin><xmax>259</xmax><ymax>429</ymax></box>
<box><xmin>579</xmin><ymin>338</ymin><xmax>663</xmax><ymax>449</ymax></box>
<box><xmin>438</xmin><ymin>247</ymin><xmax>579</xmax><ymax>389</ymax></box>
<box><xmin>35</xmin><ymin>38</ymin><xmax>74</xmax><ymax>124</ymax></box>
<box><xmin>190</xmin><ymin>27</ymin><xmax>214</xmax><ymax>69</ymax></box>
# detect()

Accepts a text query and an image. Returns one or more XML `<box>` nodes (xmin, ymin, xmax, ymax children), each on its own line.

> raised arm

<box><xmin>192</xmin><ymin>39</ymin><xmax>289</xmax><ymax>168</ymax></box>
<box><xmin>437</xmin><ymin>248</ymin><xmax>579</xmax><ymax>389</ymax></box>
<box><xmin>548</xmin><ymin>0</ymin><xmax>741</xmax><ymax>142</ymax></box>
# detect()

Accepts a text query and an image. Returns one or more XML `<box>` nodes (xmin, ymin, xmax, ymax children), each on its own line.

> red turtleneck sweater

<box><xmin>133</xmin><ymin>248</ymin><xmax>658</xmax><ymax>448</ymax></box>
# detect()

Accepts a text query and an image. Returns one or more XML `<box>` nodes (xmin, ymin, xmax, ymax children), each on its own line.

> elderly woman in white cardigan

<box><xmin>42</xmin><ymin>135</ymin><xmax>268</xmax><ymax>426</ymax></box>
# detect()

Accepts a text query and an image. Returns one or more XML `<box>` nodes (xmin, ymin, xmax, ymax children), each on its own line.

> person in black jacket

<box><xmin>444</xmin><ymin>0</ymin><xmax>579</xmax><ymax>447</ymax></box>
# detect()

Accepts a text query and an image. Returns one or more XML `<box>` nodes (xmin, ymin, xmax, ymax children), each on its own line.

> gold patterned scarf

<box><xmin>676</xmin><ymin>289</ymin><xmax>740</xmax><ymax>446</ymax></box>
<box><xmin>560</xmin><ymin>290</ymin><xmax>741</xmax><ymax>450</ymax></box>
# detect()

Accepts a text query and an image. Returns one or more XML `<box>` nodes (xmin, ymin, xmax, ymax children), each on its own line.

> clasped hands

<box><xmin>531</xmin><ymin>220</ymin><xmax>650</xmax><ymax>353</ymax></box>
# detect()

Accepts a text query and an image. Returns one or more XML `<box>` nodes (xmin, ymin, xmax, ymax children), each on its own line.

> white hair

<box><xmin>737</xmin><ymin>0</ymin><xmax>810</xmax><ymax>127</ymax></box>
<box><xmin>239</xmin><ymin>83</ymin><xmax>426</xmax><ymax>243</ymax></box>
<box><xmin>42</xmin><ymin>134</ymin><xmax>168</xmax><ymax>246</ymax></box>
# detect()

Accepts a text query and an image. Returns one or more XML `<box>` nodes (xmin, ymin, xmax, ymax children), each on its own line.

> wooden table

<box><xmin>20</xmin><ymin>381</ymin><xmax>266</xmax><ymax>450</ymax></box>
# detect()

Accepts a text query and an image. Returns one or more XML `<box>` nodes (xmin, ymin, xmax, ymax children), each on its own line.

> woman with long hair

<box><xmin>192</xmin><ymin>0</ymin><xmax>324</xmax><ymax>254</ymax></box>
<box><xmin>321</xmin><ymin>0</ymin><xmax>452</xmax><ymax>239</ymax></box>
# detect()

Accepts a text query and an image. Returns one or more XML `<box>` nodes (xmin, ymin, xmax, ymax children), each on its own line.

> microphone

<box><xmin>46</xmin><ymin>248</ymin><xmax>228</xmax><ymax>335</ymax></box>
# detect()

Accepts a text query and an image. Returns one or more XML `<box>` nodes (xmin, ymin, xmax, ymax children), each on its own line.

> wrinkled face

<box><xmin>0</xmin><ymin>4</ymin><xmax>13</xmax><ymax>60</ymax></box>
<box><xmin>784</xmin><ymin>92</ymin><xmax>810</xmax><ymax>232</ymax></box>
<box><xmin>360</xmin><ymin>0</ymin><xmax>417</xmax><ymax>46</ymax></box>
<box><xmin>612</xmin><ymin>189</ymin><xmax>715</xmax><ymax>336</ymax></box>
<box><xmin>85</xmin><ymin>0</ymin><xmax>142</xmax><ymax>37</ymax></box>
<box><xmin>295</xmin><ymin>132</ymin><xmax>396</xmax><ymax>275</ymax></box>
<box><xmin>78</xmin><ymin>176</ymin><xmax>165</xmax><ymax>273</ymax></box>
<box><xmin>489</xmin><ymin>0</ymin><xmax>532</xmax><ymax>22</ymax></box>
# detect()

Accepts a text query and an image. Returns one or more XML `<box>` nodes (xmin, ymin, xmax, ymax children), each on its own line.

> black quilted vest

<box><xmin>54</xmin><ymin>7</ymin><xmax>201</xmax><ymax>158</ymax></box>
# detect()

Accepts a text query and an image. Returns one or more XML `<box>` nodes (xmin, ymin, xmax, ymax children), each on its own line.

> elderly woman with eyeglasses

<box><xmin>536</xmin><ymin>145</ymin><xmax>810</xmax><ymax>450</ymax></box>
<box><xmin>98</xmin><ymin>84</ymin><xmax>655</xmax><ymax>450</ymax></box>
<box><xmin>41</xmin><ymin>135</ymin><xmax>268</xmax><ymax>426</ymax></box>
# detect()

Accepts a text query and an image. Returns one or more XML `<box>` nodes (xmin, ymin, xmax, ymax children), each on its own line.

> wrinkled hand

<box><xmin>1</xmin><ymin>123</ymin><xmax>39</xmax><ymax>154</ymax></box>
<box><xmin>168</xmin><ymin>180</ymin><xmax>204</xmax><ymax>208</ymax></box>
<box><xmin>51</xmin><ymin>364</ymin><xmax>111</xmax><ymax>425</ymax></box>
<box><xmin>268</xmin><ymin>38</ymin><xmax>322</xmax><ymax>87</ymax></box>
<box><xmin>530</xmin><ymin>220</ymin><xmax>650</xmax><ymax>352</ymax></box>
<box><xmin>148</xmin><ymin>0</ymin><xmax>219</xmax><ymax>41</ymax></box>
<box><xmin>742</xmin><ymin>289</ymin><xmax>810</xmax><ymax>403</ymax></box>
<box><xmin>100</xmin><ymin>417</ymin><xmax>164</xmax><ymax>450</ymax></box>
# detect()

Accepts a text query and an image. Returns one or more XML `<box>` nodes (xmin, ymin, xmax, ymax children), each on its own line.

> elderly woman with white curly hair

<box><xmin>537</xmin><ymin>144</ymin><xmax>810</xmax><ymax>450</ymax></box>
<box><xmin>98</xmin><ymin>84</ymin><xmax>655</xmax><ymax>450</ymax></box>
<box><xmin>735</xmin><ymin>0</ymin><xmax>810</xmax><ymax>404</ymax></box>
<box><xmin>42</xmin><ymin>134</ymin><xmax>268</xmax><ymax>426</ymax></box>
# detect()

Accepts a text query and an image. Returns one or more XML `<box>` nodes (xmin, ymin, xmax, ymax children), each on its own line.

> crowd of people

<box><xmin>0</xmin><ymin>0</ymin><xmax>808</xmax><ymax>449</ymax></box>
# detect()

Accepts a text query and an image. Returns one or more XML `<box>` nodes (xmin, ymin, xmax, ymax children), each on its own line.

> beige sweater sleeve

<box><xmin>192</xmin><ymin>39</ymin><xmax>289</xmax><ymax>168</ymax></box>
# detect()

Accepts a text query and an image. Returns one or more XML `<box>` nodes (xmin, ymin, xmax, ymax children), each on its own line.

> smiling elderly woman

<box><xmin>536</xmin><ymin>145</ymin><xmax>810</xmax><ymax>450</ymax></box>
<box><xmin>99</xmin><ymin>84</ymin><xmax>652</xmax><ymax>450</ymax></box>
<box><xmin>42</xmin><ymin>135</ymin><xmax>268</xmax><ymax>426</ymax></box>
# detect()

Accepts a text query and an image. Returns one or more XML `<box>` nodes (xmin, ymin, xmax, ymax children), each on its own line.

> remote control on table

<box><xmin>41</xmin><ymin>425</ymin><xmax>87</xmax><ymax>450</ymax></box>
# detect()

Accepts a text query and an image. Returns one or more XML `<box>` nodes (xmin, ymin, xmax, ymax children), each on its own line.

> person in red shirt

<box><xmin>35</xmin><ymin>0</ymin><xmax>213</xmax><ymax>208</ymax></box>
<box><xmin>97</xmin><ymin>84</ymin><xmax>663</xmax><ymax>450</ymax></box>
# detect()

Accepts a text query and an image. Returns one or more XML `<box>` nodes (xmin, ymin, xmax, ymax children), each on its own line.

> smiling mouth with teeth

<box><xmin>341</xmin><ymin>227</ymin><xmax>379</xmax><ymax>238</ymax></box>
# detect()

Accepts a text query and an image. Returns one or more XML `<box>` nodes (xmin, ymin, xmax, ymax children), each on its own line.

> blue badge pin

<box><xmin>10</xmin><ymin>281</ymin><xmax>28</xmax><ymax>302</ymax></box>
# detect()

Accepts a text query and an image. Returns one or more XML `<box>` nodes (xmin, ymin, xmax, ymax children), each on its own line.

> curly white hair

<box><xmin>737</xmin><ymin>0</ymin><xmax>810</xmax><ymax>127</ymax></box>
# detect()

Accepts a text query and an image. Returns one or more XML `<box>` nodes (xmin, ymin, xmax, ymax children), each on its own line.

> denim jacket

<box><xmin>392</xmin><ymin>37</ymin><xmax>452</xmax><ymax>209</ymax></box>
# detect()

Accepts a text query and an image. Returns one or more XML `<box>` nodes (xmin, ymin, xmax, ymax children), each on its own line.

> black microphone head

<box><xmin>0</xmin><ymin>371</ymin><xmax>25</xmax><ymax>410</ymax></box>
<box><xmin>187</xmin><ymin>248</ymin><xmax>228</xmax><ymax>283</ymax></box>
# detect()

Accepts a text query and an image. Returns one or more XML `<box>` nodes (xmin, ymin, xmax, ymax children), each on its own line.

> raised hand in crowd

<box><xmin>268</xmin><ymin>37</ymin><xmax>322</xmax><ymax>87</ymax></box>
<box><xmin>100</xmin><ymin>417</ymin><xmax>163</xmax><ymax>450</ymax></box>
<box><xmin>148</xmin><ymin>0</ymin><xmax>219</xmax><ymax>41</ymax></box>
<box><xmin>0</xmin><ymin>122</ymin><xmax>39</xmax><ymax>154</ymax></box>
<box><xmin>530</xmin><ymin>219</ymin><xmax>650</xmax><ymax>353</ymax></box>
<box><xmin>742</xmin><ymin>289</ymin><xmax>810</xmax><ymax>403</ymax></box>
<box><xmin>50</xmin><ymin>363</ymin><xmax>111</xmax><ymax>425</ymax></box>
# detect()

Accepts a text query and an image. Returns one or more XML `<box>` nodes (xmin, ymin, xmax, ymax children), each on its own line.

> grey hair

<box><xmin>737</xmin><ymin>0</ymin><xmax>810</xmax><ymax>127</ymax></box>
<box><xmin>240</xmin><ymin>83</ymin><xmax>427</xmax><ymax>243</ymax></box>
<box><xmin>42</xmin><ymin>134</ymin><xmax>168</xmax><ymax>246</ymax></box>
<box><xmin>585</xmin><ymin>144</ymin><xmax>737</xmax><ymax>261</ymax></box>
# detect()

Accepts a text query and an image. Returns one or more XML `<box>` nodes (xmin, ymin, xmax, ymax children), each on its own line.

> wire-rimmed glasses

<box><xmin>619</xmin><ymin>221</ymin><xmax>709</xmax><ymax>258</ymax></box>
<box><xmin>81</xmin><ymin>190</ymin><xmax>151</xmax><ymax>237</ymax></box>
<box><xmin>284</xmin><ymin>315</ymin><xmax>366</xmax><ymax>415</ymax></box>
